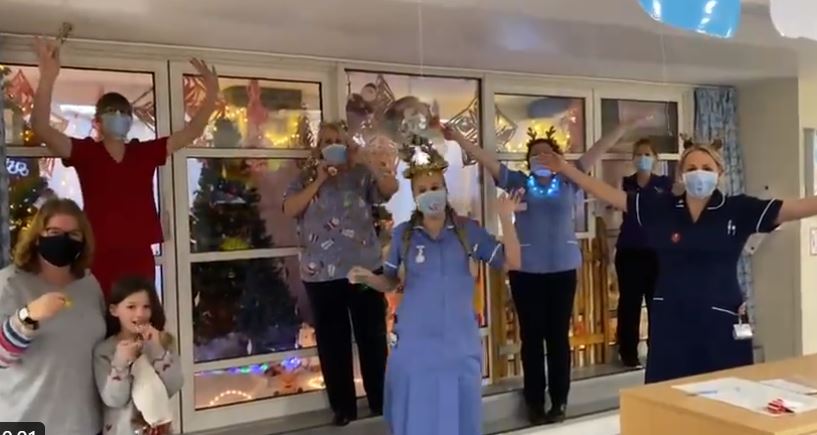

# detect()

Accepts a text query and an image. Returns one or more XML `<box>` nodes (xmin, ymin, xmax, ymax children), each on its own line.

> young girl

<box><xmin>93</xmin><ymin>276</ymin><xmax>183</xmax><ymax>435</ymax></box>
<box><xmin>350</xmin><ymin>139</ymin><xmax>522</xmax><ymax>435</ymax></box>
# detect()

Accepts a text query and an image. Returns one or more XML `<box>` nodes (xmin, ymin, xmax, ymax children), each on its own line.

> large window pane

<box><xmin>184</xmin><ymin>76</ymin><xmax>321</xmax><ymax>149</ymax></box>
<box><xmin>3</xmin><ymin>66</ymin><xmax>160</xmax><ymax>254</ymax></box>
<box><xmin>192</xmin><ymin>256</ymin><xmax>308</xmax><ymax>363</ymax></box>
<box><xmin>500</xmin><ymin>161</ymin><xmax>588</xmax><ymax>233</ymax></box>
<box><xmin>601</xmin><ymin>99</ymin><xmax>679</xmax><ymax>154</ymax></box>
<box><xmin>346</xmin><ymin>71</ymin><xmax>482</xmax><ymax>224</ymax></box>
<box><xmin>494</xmin><ymin>94</ymin><xmax>586</xmax><ymax>153</ymax></box>
<box><xmin>3</xmin><ymin>66</ymin><xmax>156</xmax><ymax>146</ymax></box>
<box><xmin>187</xmin><ymin>158</ymin><xmax>302</xmax><ymax>252</ymax></box>
<box><xmin>194</xmin><ymin>352</ymin><xmax>367</xmax><ymax>410</ymax></box>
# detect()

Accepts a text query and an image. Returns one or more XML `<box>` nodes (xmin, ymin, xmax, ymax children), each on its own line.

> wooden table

<box><xmin>620</xmin><ymin>355</ymin><xmax>817</xmax><ymax>435</ymax></box>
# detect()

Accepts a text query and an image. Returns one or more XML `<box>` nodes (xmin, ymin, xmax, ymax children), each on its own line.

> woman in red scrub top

<box><xmin>30</xmin><ymin>37</ymin><xmax>220</xmax><ymax>299</ymax></box>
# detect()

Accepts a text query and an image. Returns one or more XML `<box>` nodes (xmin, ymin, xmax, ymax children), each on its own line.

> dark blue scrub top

<box><xmin>628</xmin><ymin>189</ymin><xmax>782</xmax><ymax>310</ymax></box>
<box><xmin>617</xmin><ymin>173</ymin><xmax>673</xmax><ymax>250</ymax></box>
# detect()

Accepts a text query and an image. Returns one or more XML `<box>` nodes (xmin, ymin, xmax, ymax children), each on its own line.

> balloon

<box><xmin>637</xmin><ymin>0</ymin><xmax>741</xmax><ymax>39</ymax></box>
<box><xmin>770</xmin><ymin>0</ymin><xmax>817</xmax><ymax>41</ymax></box>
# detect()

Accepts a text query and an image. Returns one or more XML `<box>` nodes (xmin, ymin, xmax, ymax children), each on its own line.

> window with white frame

<box><xmin>180</xmin><ymin>74</ymin><xmax>355</xmax><ymax>410</ymax></box>
<box><xmin>493</xmin><ymin>93</ymin><xmax>589</xmax><ymax>233</ymax></box>
<box><xmin>1</xmin><ymin>65</ymin><xmax>165</xmax><ymax>298</ymax></box>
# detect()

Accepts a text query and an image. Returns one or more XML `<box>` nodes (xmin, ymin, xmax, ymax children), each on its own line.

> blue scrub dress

<box><xmin>382</xmin><ymin>218</ymin><xmax>506</xmax><ymax>435</ymax></box>
<box><xmin>629</xmin><ymin>190</ymin><xmax>782</xmax><ymax>383</ymax></box>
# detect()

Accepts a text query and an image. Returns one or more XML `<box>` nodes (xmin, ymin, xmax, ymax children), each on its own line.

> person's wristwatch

<box><xmin>17</xmin><ymin>306</ymin><xmax>39</xmax><ymax>330</ymax></box>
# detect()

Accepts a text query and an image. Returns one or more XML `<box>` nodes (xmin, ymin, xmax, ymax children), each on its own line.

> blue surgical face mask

<box><xmin>635</xmin><ymin>156</ymin><xmax>654</xmax><ymax>172</ymax></box>
<box><xmin>530</xmin><ymin>161</ymin><xmax>552</xmax><ymax>178</ymax></box>
<box><xmin>321</xmin><ymin>144</ymin><xmax>347</xmax><ymax>165</ymax></box>
<box><xmin>683</xmin><ymin>170</ymin><xmax>719</xmax><ymax>198</ymax></box>
<box><xmin>415</xmin><ymin>190</ymin><xmax>447</xmax><ymax>216</ymax></box>
<box><xmin>100</xmin><ymin>113</ymin><xmax>132</xmax><ymax>140</ymax></box>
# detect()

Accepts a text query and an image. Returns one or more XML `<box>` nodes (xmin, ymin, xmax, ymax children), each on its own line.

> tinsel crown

<box><xmin>398</xmin><ymin>135</ymin><xmax>449</xmax><ymax>179</ymax></box>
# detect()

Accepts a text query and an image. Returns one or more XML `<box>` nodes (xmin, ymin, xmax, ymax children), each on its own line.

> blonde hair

<box><xmin>13</xmin><ymin>198</ymin><xmax>94</xmax><ymax>278</ymax></box>
<box><xmin>679</xmin><ymin>136</ymin><xmax>725</xmax><ymax>175</ymax></box>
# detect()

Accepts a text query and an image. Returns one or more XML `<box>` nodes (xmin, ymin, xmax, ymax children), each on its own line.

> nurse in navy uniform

<box><xmin>539</xmin><ymin>137</ymin><xmax>817</xmax><ymax>383</ymax></box>
<box><xmin>615</xmin><ymin>138</ymin><xmax>674</xmax><ymax>368</ymax></box>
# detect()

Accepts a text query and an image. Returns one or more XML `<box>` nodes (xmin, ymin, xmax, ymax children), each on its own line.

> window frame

<box><xmin>169</xmin><ymin>60</ymin><xmax>338</xmax><ymax>431</ymax></box>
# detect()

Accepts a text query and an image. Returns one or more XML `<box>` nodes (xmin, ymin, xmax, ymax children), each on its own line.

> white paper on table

<box><xmin>760</xmin><ymin>379</ymin><xmax>817</xmax><ymax>395</ymax></box>
<box><xmin>673</xmin><ymin>377</ymin><xmax>817</xmax><ymax>416</ymax></box>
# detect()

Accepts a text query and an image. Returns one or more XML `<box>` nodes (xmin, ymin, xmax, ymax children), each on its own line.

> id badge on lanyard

<box><xmin>733</xmin><ymin>315</ymin><xmax>753</xmax><ymax>341</ymax></box>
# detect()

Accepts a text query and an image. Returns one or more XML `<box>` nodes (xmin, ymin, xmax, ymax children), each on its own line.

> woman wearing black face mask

<box><xmin>0</xmin><ymin>198</ymin><xmax>106</xmax><ymax>435</ymax></box>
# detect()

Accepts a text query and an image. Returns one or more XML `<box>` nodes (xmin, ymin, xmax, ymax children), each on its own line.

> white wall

<box><xmin>797</xmin><ymin>66</ymin><xmax>817</xmax><ymax>355</ymax></box>
<box><xmin>738</xmin><ymin>78</ymin><xmax>802</xmax><ymax>361</ymax></box>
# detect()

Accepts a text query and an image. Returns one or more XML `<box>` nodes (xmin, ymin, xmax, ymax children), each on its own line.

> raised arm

<box><xmin>578</xmin><ymin>115</ymin><xmax>652</xmax><ymax>170</ymax></box>
<box><xmin>31</xmin><ymin>37</ymin><xmax>72</xmax><ymax>158</ymax></box>
<box><xmin>166</xmin><ymin>59</ymin><xmax>220</xmax><ymax>154</ymax></box>
<box><xmin>539</xmin><ymin>152</ymin><xmax>627</xmax><ymax>211</ymax></box>
<box><xmin>777</xmin><ymin>197</ymin><xmax>817</xmax><ymax>225</ymax></box>
<box><xmin>443</xmin><ymin>126</ymin><xmax>502</xmax><ymax>180</ymax></box>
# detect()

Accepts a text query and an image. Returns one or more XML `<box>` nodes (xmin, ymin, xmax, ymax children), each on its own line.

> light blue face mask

<box><xmin>321</xmin><ymin>144</ymin><xmax>348</xmax><ymax>165</ymax></box>
<box><xmin>415</xmin><ymin>190</ymin><xmax>447</xmax><ymax>216</ymax></box>
<box><xmin>100</xmin><ymin>113</ymin><xmax>132</xmax><ymax>140</ymax></box>
<box><xmin>530</xmin><ymin>161</ymin><xmax>552</xmax><ymax>178</ymax></box>
<box><xmin>635</xmin><ymin>156</ymin><xmax>655</xmax><ymax>172</ymax></box>
<box><xmin>683</xmin><ymin>170</ymin><xmax>719</xmax><ymax>198</ymax></box>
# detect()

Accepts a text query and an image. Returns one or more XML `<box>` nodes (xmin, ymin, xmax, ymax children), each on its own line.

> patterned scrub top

<box><xmin>285</xmin><ymin>164</ymin><xmax>385</xmax><ymax>283</ymax></box>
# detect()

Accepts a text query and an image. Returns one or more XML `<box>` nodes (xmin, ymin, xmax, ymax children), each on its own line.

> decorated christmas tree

<box><xmin>6</xmin><ymin>158</ymin><xmax>50</xmax><ymax>250</ymax></box>
<box><xmin>189</xmin><ymin>156</ymin><xmax>300</xmax><ymax>361</ymax></box>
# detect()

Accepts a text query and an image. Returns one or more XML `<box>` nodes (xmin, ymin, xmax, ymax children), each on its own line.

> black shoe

<box><xmin>544</xmin><ymin>404</ymin><xmax>566</xmax><ymax>424</ymax></box>
<box><xmin>526</xmin><ymin>403</ymin><xmax>547</xmax><ymax>425</ymax></box>
<box><xmin>620</xmin><ymin>355</ymin><xmax>643</xmax><ymax>368</ymax></box>
<box><xmin>332</xmin><ymin>413</ymin><xmax>354</xmax><ymax>426</ymax></box>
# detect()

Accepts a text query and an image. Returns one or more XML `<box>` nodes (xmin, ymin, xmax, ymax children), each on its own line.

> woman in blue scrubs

<box><xmin>351</xmin><ymin>141</ymin><xmax>522</xmax><ymax>435</ymax></box>
<box><xmin>615</xmin><ymin>138</ymin><xmax>674</xmax><ymax>368</ymax></box>
<box><xmin>450</xmin><ymin>119</ymin><xmax>645</xmax><ymax>424</ymax></box>
<box><xmin>539</xmin><ymin>138</ymin><xmax>817</xmax><ymax>383</ymax></box>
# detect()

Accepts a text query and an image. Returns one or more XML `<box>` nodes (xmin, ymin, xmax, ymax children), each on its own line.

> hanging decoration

<box><xmin>770</xmin><ymin>0</ymin><xmax>817</xmax><ymax>41</ymax></box>
<box><xmin>637</xmin><ymin>0</ymin><xmax>741</xmax><ymax>38</ymax></box>
<box><xmin>131</xmin><ymin>88</ymin><xmax>156</xmax><ymax>132</ymax></box>
<box><xmin>447</xmin><ymin>97</ymin><xmax>480</xmax><ymax>166</ymax></box>
<box><xmin>4</xmin><ymin>70</ymin><xmax>34</xmax><ymax>116</ymax></box>
<box><xmin>245</xmin><ymin>79</ymin><xmax>267</xmax><ymax>148</ymax></box>
<box><xmin>294</xmin><ymin>105</ymin><xmax>314</xmax><ymax>149</ymax></box>
<box><xmin>494</xmin><ymin>105</ymin><xmax>518</xmax><ymax>151</ymax></box>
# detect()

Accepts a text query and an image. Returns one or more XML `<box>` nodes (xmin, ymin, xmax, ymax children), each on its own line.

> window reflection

<box><xmin>345</xmin><ymin>71</ymin><xmax>483</xmax><ymax>224</ymax></box>
<box><xmin>494</xmin><ymin>94</ymin><xmax>586</xmax><ymax>153</ymax></box>
<box><xmin>192</xmin><ymin>256</ymin><xmax>308</xmax><ymax>363</ymax></box>
<box><xmin>183</xmin><ymin>76</ymin><xmax>321</xmax><ymax>149</ymax></box>
<box><xmin>187</xmin><ymin>158</ymin><xmax>303</xmax><ymax>252</ymax></box>
<box><xmin>194</xmin><ymin>354</ymin><xmax>367</xmax><ymax>410</ymax></box>
<box><xmin>601</xmin><ymin>99</ymin><xmax>679</xmax><ymax>154</ymax></box>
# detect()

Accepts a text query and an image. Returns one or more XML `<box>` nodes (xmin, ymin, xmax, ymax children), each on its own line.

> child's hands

<box><xmin>113</xmin><ymin>338</ymin><xmax>142</xmax><ymax>367</ymax></box>
<box><xmin>137</xmin><ymin>323</ymin><xmax>163</xmax><ymax>347</ymax></box>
